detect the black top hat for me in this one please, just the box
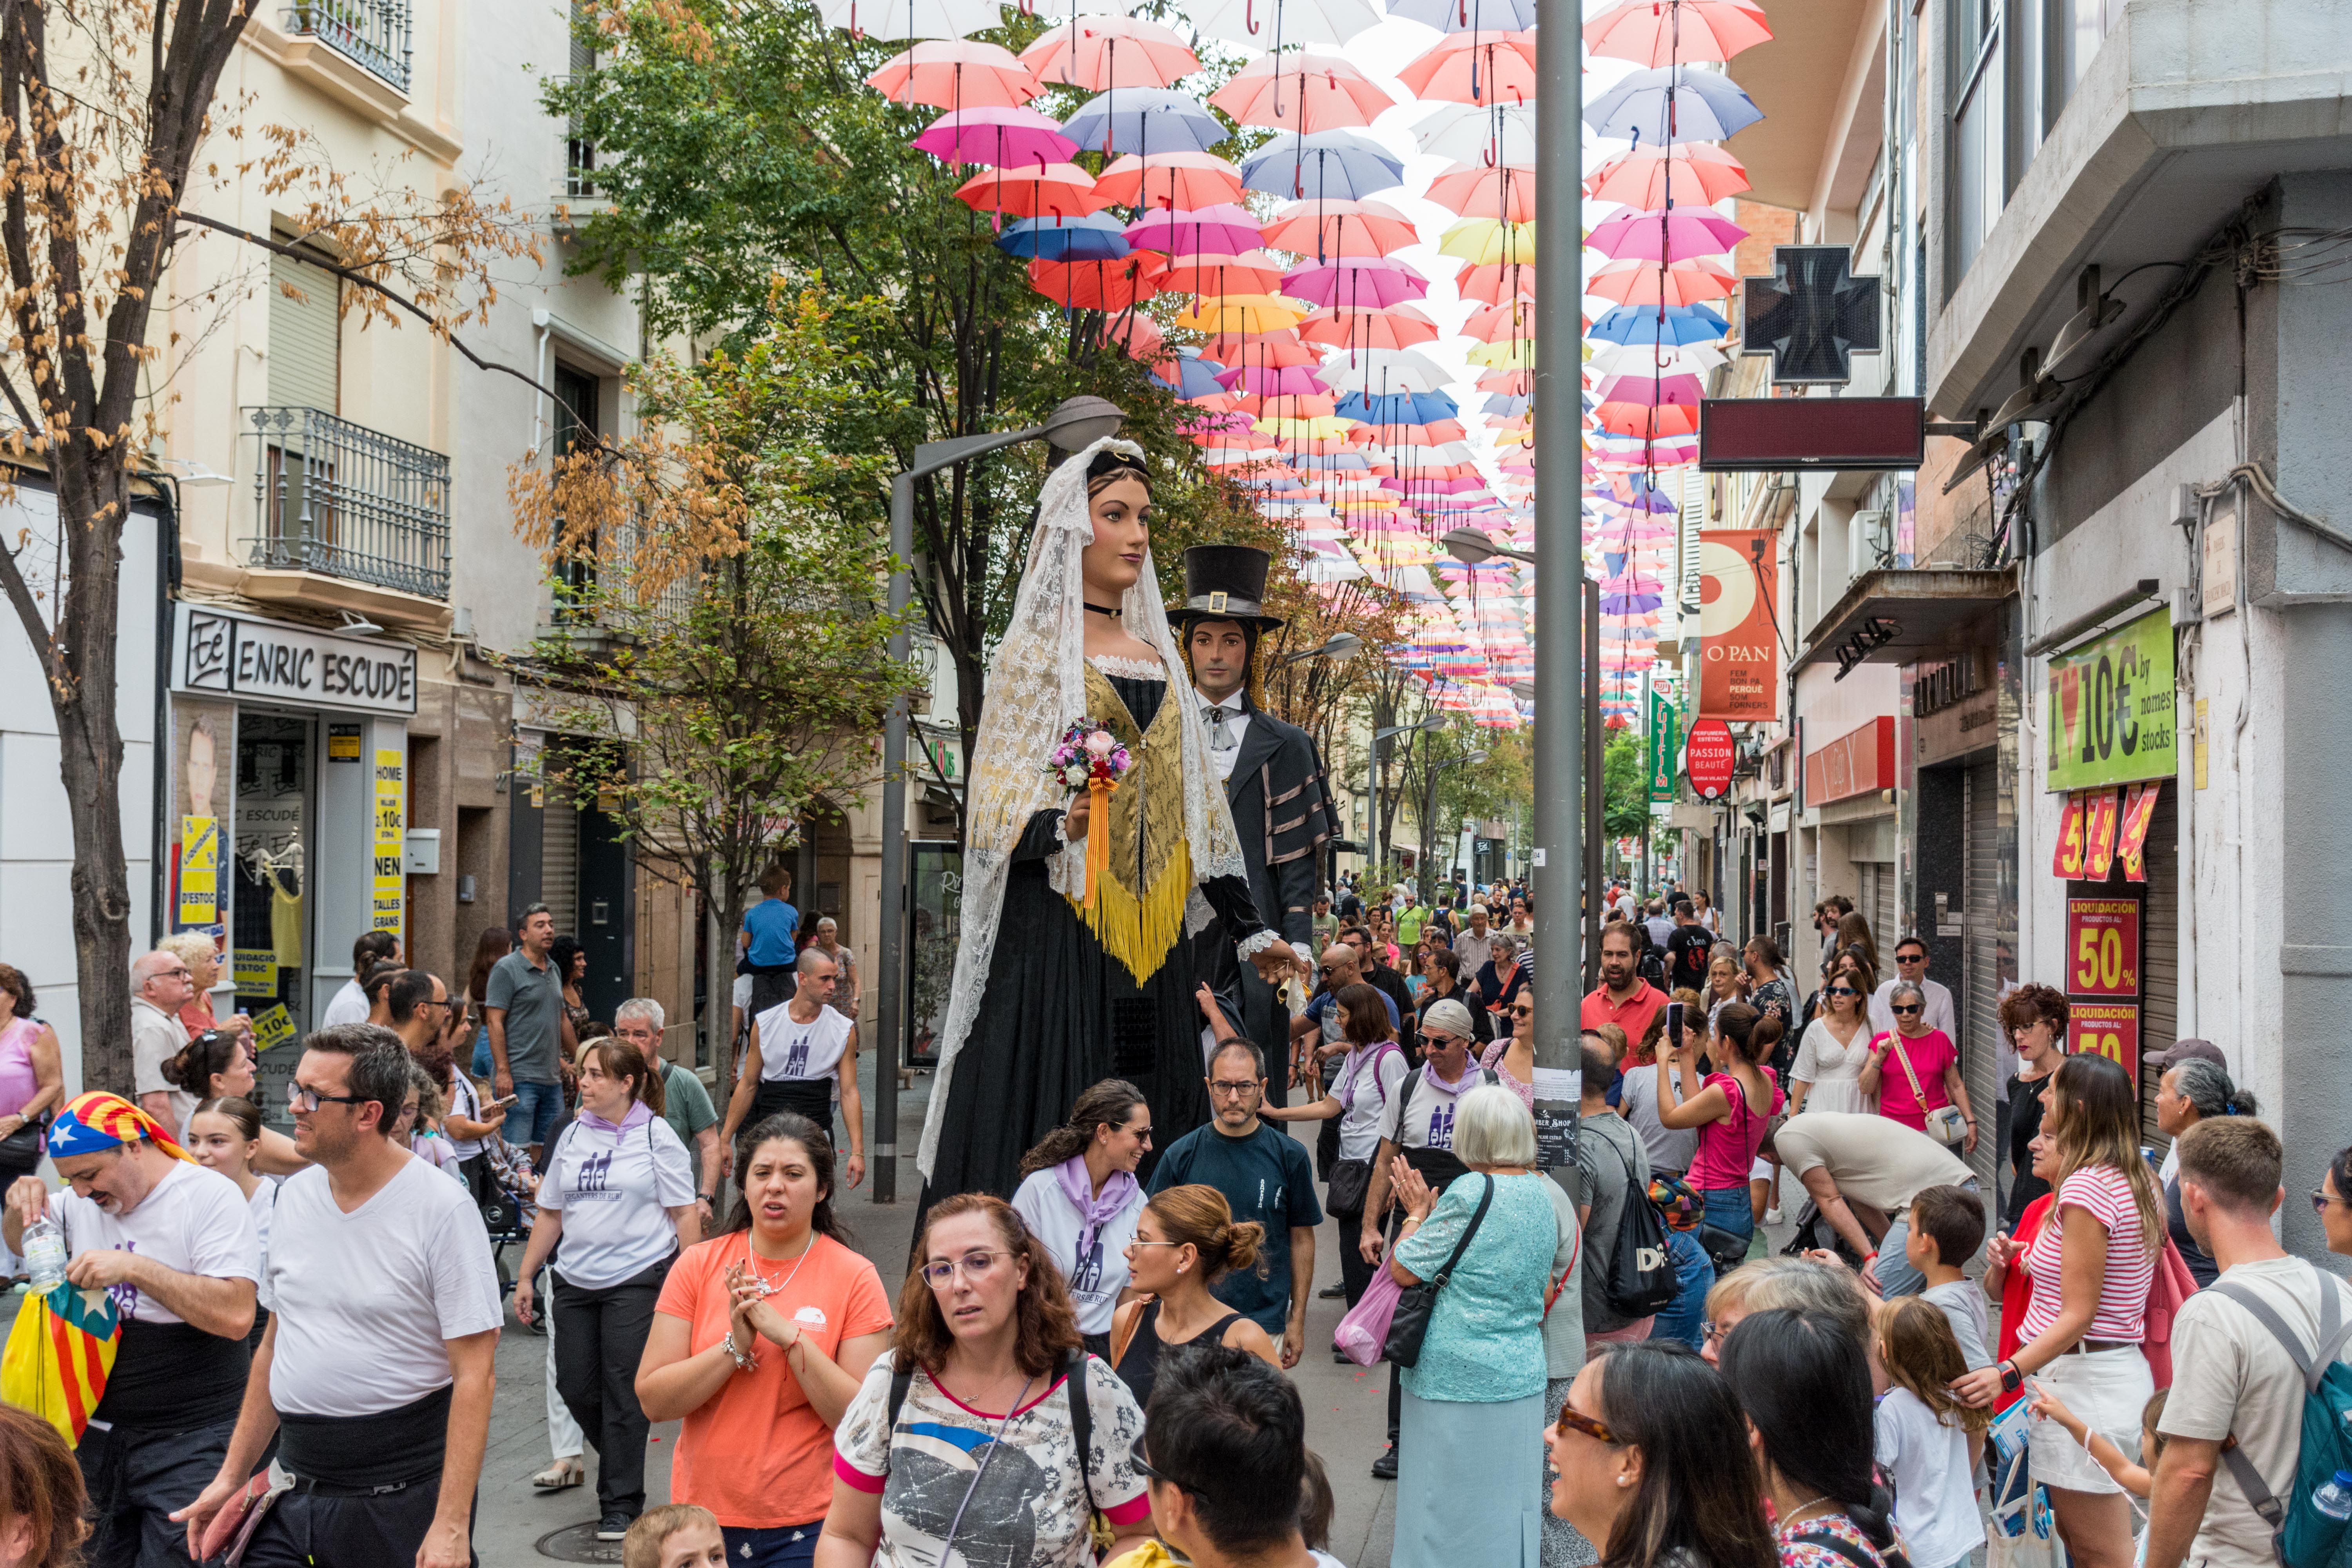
[1168,545,1285,632]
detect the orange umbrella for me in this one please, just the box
[1020,16,1200,89]
[953,162,1111,218]
[1160,250,1290,296]
[1423,162,1537,220]
[1583,0,1773,67]
[1029,254,1169,309]
[1461,300,1536,341]
[1199,329,1318,367]
[1298,303,1441,349]
[1394,31,1540,105]
[1454,261,1537,304]
[867,40,1040,108]
[1208,49,1393,131]
[1586,257,1736,306]
[1259,198,1419,257]
[1594,400,1702,439]
[1093,151,1245,210]
[1584,144,1750,207]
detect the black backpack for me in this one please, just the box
[1595,1131,1676,1318]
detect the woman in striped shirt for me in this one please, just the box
[1954,1054,2159,1568]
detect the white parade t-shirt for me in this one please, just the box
[755,1002,853,1083]
[540,1112,697,1289]
[1333,1043,1409,1162]
[54,1158,260,1327]
[1377,1064,1492,1153]
[1010,1170,1145,1336]
[263,1155,503,1418]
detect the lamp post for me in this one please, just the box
[1443,526,1537,567]
[1277,631,1363,667]
[872,396,1125,1204]
[1369,713,1443,887]
[1421,746,1488,904]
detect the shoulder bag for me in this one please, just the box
[1382,1174,1494,1369]
[1886,1032,1967,1149]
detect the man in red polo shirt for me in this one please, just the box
[1581,922,1670,1045]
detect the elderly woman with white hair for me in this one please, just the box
[1385,1083,1562,1568]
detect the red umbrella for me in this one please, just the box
[1584,143,1750,207]
[867,40,1039,108]
[1583,0,1773,67]
[1394,31,1540,105]
[1028,255,1169,309]
[1160,249,1290,296]
[1461,300,1535,341]
[954,162,1111,218]
[1454,261,1537,304]
[1207,49,1393,131]
[1298,303,1441,348]
[1199,329,1317,367]
[1019,16,1200,89]
[1594,400,1702,438]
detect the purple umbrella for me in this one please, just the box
[1124,204,1266,255]
[1585,208,1749,263]
[1592,372,1705,407]
[1280,256,1430,309]
[1216,362,1330,396]
[914,106,1080,168]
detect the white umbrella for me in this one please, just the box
[1179,0,1383,50]
[1411,102,1538,165]
[1583,340,1731,377]
[1320,348,1453,391]
[821,0,1005,38]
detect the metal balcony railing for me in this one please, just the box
[247,407,451,600]
[282,0,413,93]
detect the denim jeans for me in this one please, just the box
[1650,1227,1715,1349]
[511,1079,563,1149]
[1700,1185,1754,1257]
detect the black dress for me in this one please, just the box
[2004,1071,2053,1230]
[922,673,1269,1207]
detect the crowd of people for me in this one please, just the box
[0,870,2339,1568]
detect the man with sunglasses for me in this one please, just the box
[1867,937,1955,1039]
[174,1027,501,1568]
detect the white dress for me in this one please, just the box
[1791,1016,1878,1115]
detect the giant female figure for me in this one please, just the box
[917,441,1285,1205]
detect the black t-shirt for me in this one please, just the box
[1666,924,1716,989]
[2004,1072,2053,1230]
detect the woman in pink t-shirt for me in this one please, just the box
[1857,982,1977,1153]
[1657,1003,1784,1257]
[1952,1055,2159,1568]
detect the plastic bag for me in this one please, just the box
[1334,1257,1405,1367]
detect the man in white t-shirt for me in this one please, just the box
[718,947,867,1190]
[2148,1118,2352,1568]
[3,1091,258,1568]
[1867,938,1956,1038]
[130,949,196,1129]
[174,1026,501,1568]
[318,928,402,1031]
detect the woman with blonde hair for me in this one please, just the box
[1953,1053,2160,1568]
[1108,1183,1279,1410]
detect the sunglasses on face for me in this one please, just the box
[1897,953,1926,964]
[1892,1004,1923,1015]
[2314,1191,2350,1216]
[1826,987,1857,998]
[1554,1401,1620,1445]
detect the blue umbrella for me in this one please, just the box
[995,214,1130,260]
[1156,351,1232,399]
[1480,393,1530,418]
[1239,130,1405,200]
[1383,0,1538,30]
[1336,390,1460,425]
[1588,303,1730,347]
[1585,67,1764,146]
[1061,88,1225,156]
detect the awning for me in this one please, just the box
[1795,566,2019,679]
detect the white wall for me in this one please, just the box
[0,489,160,1091]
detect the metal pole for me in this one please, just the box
[873,473,915,1203]
[1532,17,1583,1165]
[1584,576,1604,993]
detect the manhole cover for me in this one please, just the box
[536,1522,623,1563]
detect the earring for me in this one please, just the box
[1616,1476,1630,1488]
[1177,1263,1187,1273]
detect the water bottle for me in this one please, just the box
[19,1214,65,1293]
[2312,1470,2352,1523]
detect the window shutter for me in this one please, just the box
[267,250,341,413]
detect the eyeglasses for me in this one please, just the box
[1826,986,1858,998]
[1891,1004,1923,1016]
[2313,1191,2350,1216]
[1554,1401,1620,1445]
[919,1250,1013,1288]
[1131,1437,1199,1494]
[1700,1319,1730,1349]
[1209,1079,1262,1098]
[286,1081,368,1112]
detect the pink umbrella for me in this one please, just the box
[1588,257,1736,306]
[1394,31,1539,105]
[1593,372,1703,406]
[867,40,1039,108]
[1583,0,1773,67]
[1160,250,1290,296]
[953,162,1112,218]
[913,107,1077,167]
[1019,15,1201,89]
[1208,49,1393,131]
[1282,257,1430,308]
[1461,299,1535,341]
[1424,162,1537,220]
[1218,362,1332,397]
[1298,304,1441,348]
[1584,144,1751,207]
[1586,207,1749,262]
[1125,204,1266,254]
[1093,151,1245,210]
[1259,198,1419,257]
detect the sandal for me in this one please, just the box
[532,1459,584,1491]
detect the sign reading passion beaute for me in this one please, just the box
[2045,607,2174,793]
[176,606,418,715]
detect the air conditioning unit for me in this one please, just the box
[1849,510,1892,577]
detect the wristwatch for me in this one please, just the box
[1998,1359,2024,1394]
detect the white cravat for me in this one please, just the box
[1195,688,1250,782]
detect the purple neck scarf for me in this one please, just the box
[579,1100,654,1135]
[1056,1154,1137,1260]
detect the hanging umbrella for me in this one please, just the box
[1424,161,1537,220]
[953,162,1111,218]
[1061,87,1227,154]
[1208,49,1393,132]
[1395,31,1540,105]
[1583,0,1774,67]
[1585,339,1728,377]
[1093,151,1245,210]
[1454,261,1537,303]
[1584,65,1765,145]
[1298,303,1441,349]
[1180,0,1382,48]
[912,106,1077,168]
[1019,16,1201,90]
[1593,372,1704,406]
[1588,302,1729,344]
[1585,206,1748,262]
[1587,256,1737,306]
[1160,249,1290,296]
[1384,0,1538,31]
[995,213,1131,260]
[1594,401,1702,439]
[1260,198,1420,258]
[1199,328,1318,366]
[821,0,1002,39]
[867,40,1038,108]
[1437,216,1535,265]
[1461,299,1536,340]
[1322,350,1452,392]
[1176,296,1307,334]
[1281,257,1430,309]
[1238,130,1405,200]
[1584,143,1751,207]
[1029,253,1169,309]
[1124,204,1267,254]
[1218,362,1332,397]
[1411,101,1539,165]
[1463,338,1534,368]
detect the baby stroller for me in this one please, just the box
[477,1132,539,1311]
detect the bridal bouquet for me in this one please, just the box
[1045,720,1132,793]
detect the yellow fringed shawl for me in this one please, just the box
[1074,662,1196,985]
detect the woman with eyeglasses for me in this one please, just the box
[1011,1080,1153,1357]
[1469,933,1530,1038]
[1858,983,1975,1152]
[1789,960,1877,1119]
[639,1112,891,1567]
[1107,1183,1279,1411]
[2315,1145,2352,1258]
[1546,1342,1776,1568]
[820,1194,1154,1568]
[1720,1307,1909,1568]
[1998,985,2068,1230]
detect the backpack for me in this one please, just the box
[2210,1272,2352,1568]
[1593,1130,1675,1319]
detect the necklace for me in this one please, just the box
[742,1230,817,1299]
[1084,601,1123,617]
[1774,1493,1835,1533]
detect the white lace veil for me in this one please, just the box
[916,436,1247,1181]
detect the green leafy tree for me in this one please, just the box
[1603,730,1651,841]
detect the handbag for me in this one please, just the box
[0,1112,43,1167]
[1326,1159,1372,1216]
[1334,1256,1405,1367]
[1884,1031,1967,1149]
[1382,1174,1494,1369]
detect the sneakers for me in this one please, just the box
[1372,1445,1398,1480]
[1318,1283,1346,1299]
[1764,1207,1785,1225]
[596,1513,633,1542]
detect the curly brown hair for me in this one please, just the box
[892,1194,1080,1380]
[1998,982,2070,1036]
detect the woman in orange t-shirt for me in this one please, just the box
[639,1111,894,1566]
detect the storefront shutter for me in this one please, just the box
[1962,759,2000,1184]
[267,250,340,413]
[541,787,579,940]
[2140,788,2180,1152]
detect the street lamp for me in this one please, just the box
[871,396,1125,1203]
[1277,631,1362,667]
[1443,526,1537,566]
[1366,714,1443,880]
